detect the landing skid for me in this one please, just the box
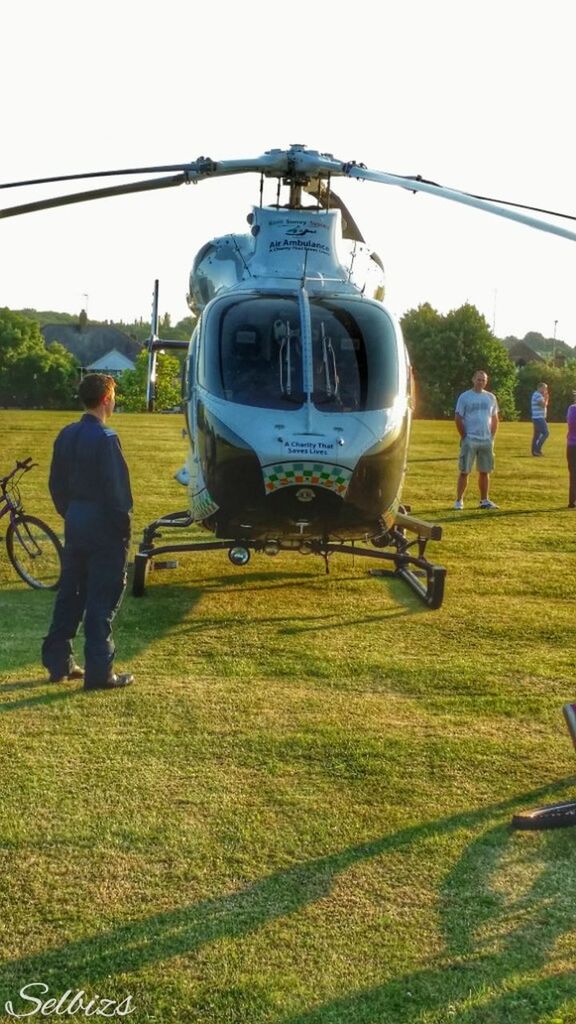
[132,509,446,608]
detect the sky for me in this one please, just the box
[2,0,576,345]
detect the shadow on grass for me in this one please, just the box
[408,456,456,464]
[436,505,567,525]
[1,777,575,1020]
[0,683,83,714]
[282,808,576,1024]
[1,563,430,674]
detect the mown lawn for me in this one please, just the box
[1,410,576,1024]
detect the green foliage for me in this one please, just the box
[0,308,79,408]
[116,349,182,412]
[112,314,195,344]
[16,308,197,343]
[16,308,80,326]
[515,361,576,422]
[402,302,518,419]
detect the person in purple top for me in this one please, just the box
[567,394,576,508]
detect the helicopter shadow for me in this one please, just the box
[1,565,423,682]
[0,776,574,1013]
[193,569,358,594]
[162,566,429,640]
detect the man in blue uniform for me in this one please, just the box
[41,373,134,690]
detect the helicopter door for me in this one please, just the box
[184,323,200,440]
[179,323,200,489]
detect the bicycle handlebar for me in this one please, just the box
[1,457,37,488]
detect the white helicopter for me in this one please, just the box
[3,145,576,606]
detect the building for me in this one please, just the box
[85,348,136,377]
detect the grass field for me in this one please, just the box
[1,410,576,1024]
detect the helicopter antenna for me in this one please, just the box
[146,279,160,412]
[347,241,358,283]
[275,177,281,209]
[230,235,253,278]
[259,173,264,208]
[301,247,310,287]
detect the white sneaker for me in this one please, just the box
[479,499,499,509]
[454,499,464,510]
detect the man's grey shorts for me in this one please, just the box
[459,438,495,473]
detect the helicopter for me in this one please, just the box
[3,145,576,607]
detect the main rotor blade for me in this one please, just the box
[0,164,197,190]
[341,163,576,244]
[0,152,290,192]
[0,173,187,219]
[0,152,291,219]
[2,144,576,246]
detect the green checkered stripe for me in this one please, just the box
[263,462,352,496]
[190,488,219,521]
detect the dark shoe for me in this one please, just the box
[49,665,84,683]
[84,673,134,691]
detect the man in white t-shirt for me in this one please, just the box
[453,370,499,510]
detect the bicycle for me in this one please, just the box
[0,457,63,590]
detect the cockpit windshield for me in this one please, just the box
[200,294,400,411]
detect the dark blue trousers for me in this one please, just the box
[532,417,549,455]
[42,502,129,685]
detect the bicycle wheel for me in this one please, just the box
[511,799,576,830]
[6,514,63,590]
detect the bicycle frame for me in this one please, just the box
[0,456,33,523]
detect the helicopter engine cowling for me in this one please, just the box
[187,207,384,315]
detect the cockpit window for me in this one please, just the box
[199,295,400,411]
[310,298,399,411]
[201,296,304,409]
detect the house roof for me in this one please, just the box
[42,323,142,363]
[87,348,136,372]
[507,341,546,365]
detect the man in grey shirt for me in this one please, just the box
[453,369,499,510]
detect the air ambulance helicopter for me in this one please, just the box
[3,144,576,607]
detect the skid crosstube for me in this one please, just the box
[132,508,446,608]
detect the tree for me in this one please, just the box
[515,362,576,421]
[402,302,518,419]
[115,350,182,412]
[0,307,46,373]
[0,309,79,408]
